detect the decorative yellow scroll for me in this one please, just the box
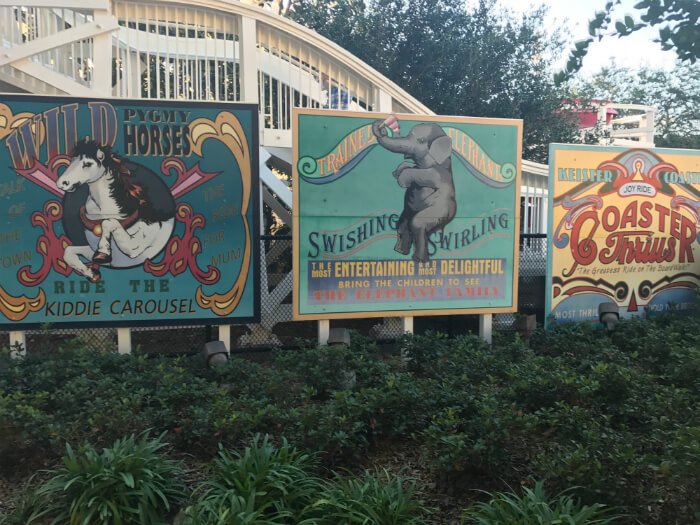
[189,112,252,316]
[0,287,46,322]
[0,103,43,142]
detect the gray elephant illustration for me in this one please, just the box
[372,120,456,262]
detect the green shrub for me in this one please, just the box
[273,343,364,400]
[184,434,322,524]
[529,322,608,357]
[461,481,620,524]
[314,469,429,524]
[2,316,699,525]
[16,432,185,525]
[424,394,527,479]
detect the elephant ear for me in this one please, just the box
[429,136,452,165]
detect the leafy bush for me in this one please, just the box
[16,432,185,525]
[461,481,620,524]
[273,338,384,399]
[184,434,322,524]
[1,316,699,524]
[314,469,429,524]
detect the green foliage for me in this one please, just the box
[17,432,185,525]
[2,315,699,524]
[273,343,362,399]
[184,435,322,524]
[462,481,620,524]
[0,347,245,454]
[292,0,582,163]
[314,470,429,524]
[557,0,699,82]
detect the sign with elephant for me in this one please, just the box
[547,143,700,325]
[293,109,522,319]
[0,95,259,328]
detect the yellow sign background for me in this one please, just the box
[548,144,700,324]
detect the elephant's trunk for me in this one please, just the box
[376,134,413,156]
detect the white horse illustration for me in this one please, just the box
[56,140,176,282]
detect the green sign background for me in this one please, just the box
[294,110,522,319]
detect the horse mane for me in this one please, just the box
[72,139,145,217]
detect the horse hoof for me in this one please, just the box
[92,251,112,264]
[86,265,101,283]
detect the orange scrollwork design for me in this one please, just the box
[0,287,46,322]
[0,103,43,143]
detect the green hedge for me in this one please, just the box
[1,314,698,524]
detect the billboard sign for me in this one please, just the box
[0,95,259,328]
[547,144,699,324]
[293,109,522,319]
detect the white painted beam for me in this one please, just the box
[318,319,330,346]
[239,16,258,104]
[10,59,103,96]
[260,155,292,208]
[0,1,110,8]
[264,146,292,165]
[267,272,292,308]
[0,19,119,67]
[608,128,656,138]
[262,185,292,226]
[91,10,115,95]
[218,325,231,353]
[378,89,392,112]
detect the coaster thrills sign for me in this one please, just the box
[293,110,522,319]
[547,144,700,324]
[0,95,259,328]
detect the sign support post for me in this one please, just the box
[318,319,330,346]
[479,314,492,345]
[9,331,26,358]
[401,316,413,334]
[117,327,131,354]
[218,325,231,353]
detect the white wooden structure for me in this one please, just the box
[596,103,656,148]
[0,0,563,349]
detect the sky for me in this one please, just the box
[497,0,679,76]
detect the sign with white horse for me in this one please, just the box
[0,95,259,328]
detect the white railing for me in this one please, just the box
[580,102,656,147]
[0,0,430,134]
[521,160,548,235]
[0,5,97,94]
[601,103,656,147]
[257,22,376,132]
[113,1,242,101]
